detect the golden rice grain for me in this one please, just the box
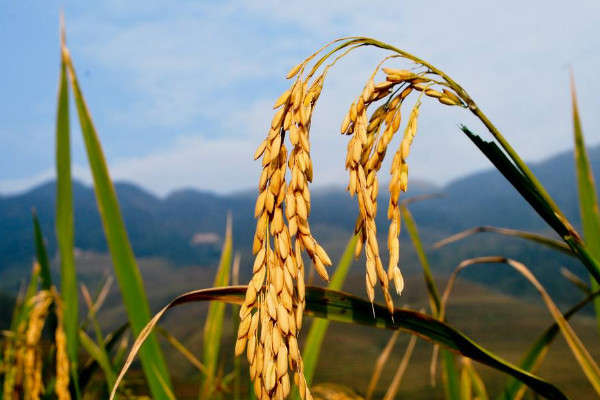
[442,89,462,104]
[274,89,292,109]
[438,96,460,106]
[287,62,303,79]
[424,88,443,99]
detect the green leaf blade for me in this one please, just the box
[302,234,358,387]
[33,210,53,290]
[62,43,173,399]
[111,286,570,400]
[56,43,78,371]
[201,216,233,398]
[571,76,600,334]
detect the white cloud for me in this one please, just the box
[108,135,260,196]
[3,0,600,196]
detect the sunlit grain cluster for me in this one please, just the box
[238,38,464,399]
[2,286,71,400]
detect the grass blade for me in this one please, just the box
[382,334,418,400]
[462,358,488,400]
[78,323,129,391]
[445,256,600,396]
[366,331,400,400]
[9,263,41,332]
[56,25,79,392]
[61,37,172,398]
[401,201,459,399]
[32,210,53,290]
[110,286,569,400]
[435,226,573,256]
[155,326,207,375]
[459,359,472,400]
[302,234,358,387]
[441,350,460,400]
[230,253,242,400]
[462,126,600,285]
[80,284,116,394]
[201,215,233,398]
[571,75,600,334]
[499,288,600,400]
[561,267,592,295]
[78,330,116,396]
[400,203,440,315]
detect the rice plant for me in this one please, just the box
[2,24,600,400]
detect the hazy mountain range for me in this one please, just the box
[1,144,599,306]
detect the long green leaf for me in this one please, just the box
[465,361,489,400]
[459,358,489,400]
[56,28,79,390]
[302,234,358,388]
[32,210,53,290]
[80,284,117,395]
[61,39,172,399]
[462,126,600,286]
[78,330,116,395]
[201,215,233,399]
[230,253,242,400]
[401,201,459,399]
[401,203,440,315]
[10,263,41,332]
[156,326,207,375]
[110,286,569,400]
[499,289,600,400]
[459,359,472,400]
[79,323,129,391]
[571,76,600,335]
[32,211,59,342]
[442,350,461,400]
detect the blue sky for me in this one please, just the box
[1,1,599,196]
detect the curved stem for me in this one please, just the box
[354,37,600,283]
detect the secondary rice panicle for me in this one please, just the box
[238,38,465,399]
[2,287,71,400]
[237,59,331,399]
[53,295,71,400]
[23,291,53,400]
[3,323,26,399]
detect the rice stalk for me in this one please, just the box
[201,214,233,399]
[382,334,417,400]
[60,21,173,399]
[570,73,600,335]
[365,331,399,400]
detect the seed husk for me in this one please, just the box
[274,89,292,109]
[286,62,303,79]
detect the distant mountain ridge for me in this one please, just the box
[1,144,598,305]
